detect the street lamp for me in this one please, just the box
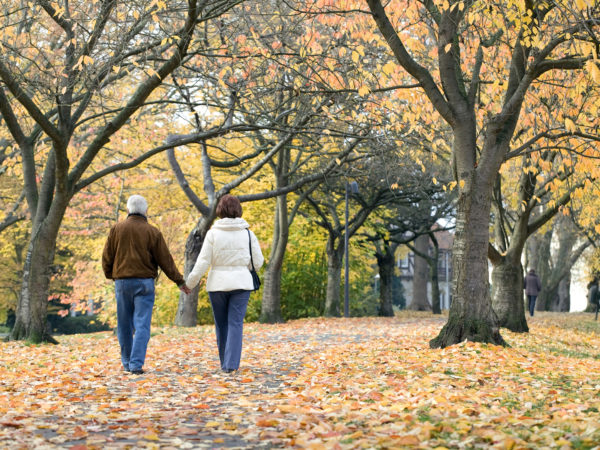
[344,181,359,318]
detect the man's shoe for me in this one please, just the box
[130,369,144,375]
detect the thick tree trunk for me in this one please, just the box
[324,243,344,317]
[491,259,528,332]
[430,178,505,348]
[376,248,395,317]
[10,210,65,343]
[409,234,431,311]
[174,216,212,327]
[260,195,288,323]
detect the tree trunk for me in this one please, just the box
[533,229,552,311]
[430,178,505,348]
[376,245,395,317]
[429,237,441,315]
[174,216,212,327]
[324,242,344,317]
[534,215,579,312]
[409,234,431,311]
[491,259,529,332]
[10,210,65,343]
[260,194,288,323]
[556,274,570,312]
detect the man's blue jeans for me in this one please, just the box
[527,295,537,317]
[209,290,250,371]
[115,278,155,371]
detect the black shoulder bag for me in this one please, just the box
[247,229,261,291]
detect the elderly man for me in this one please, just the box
[102,195,189,374]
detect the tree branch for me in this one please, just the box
[0,61,63,145]
[365,0,455,126]
[74,125,252,191]
[68,0,201,187]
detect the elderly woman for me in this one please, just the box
[184,195,264,373]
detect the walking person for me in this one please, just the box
[183,195,264,373]
[524,268,542,317]
[102,195,190,374]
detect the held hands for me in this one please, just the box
[179,284,192,295]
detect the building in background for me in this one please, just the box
[397,229,453,310]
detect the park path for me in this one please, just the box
[0,316,445,449]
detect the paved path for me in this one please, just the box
[0,316,446,449]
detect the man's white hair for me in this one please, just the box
[127,195,148,215]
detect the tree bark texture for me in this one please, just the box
[409,234,431,311]
[531,230,552,311]
[324,243,344,317]
[174,216,212,327]
[430,177,506,348]
[534,215,582,312]
[491,260,529,332]
[429,237,441,315]
[375,245,395,317]
[556,274,570,312]
[260,194,288,323]
[10,205,66,343]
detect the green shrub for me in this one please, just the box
[280,248,327,320]
[348,263,379,317]
[197,290,215,325]
[48,315,111,335]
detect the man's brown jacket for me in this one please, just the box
[102,214,184,285]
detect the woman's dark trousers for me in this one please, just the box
[209,290,250,371]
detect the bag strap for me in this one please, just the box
[247,229,256,271]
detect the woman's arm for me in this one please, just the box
[249,230,264,270]
[185,232,213,288]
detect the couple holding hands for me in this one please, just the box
[102,194,264,375]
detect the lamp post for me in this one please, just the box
[344,181,359,318]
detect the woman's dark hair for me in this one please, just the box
[216,194,243,219]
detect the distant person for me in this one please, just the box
[102,195,190,374]
[524,268,542,317]
[182,195,264,373]
[587,276,600,312]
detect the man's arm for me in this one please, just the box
[101,228,115,279]
[153,231,185,286]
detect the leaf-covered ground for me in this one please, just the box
[2,312,600,449]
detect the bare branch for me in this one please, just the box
[365,0,455,126]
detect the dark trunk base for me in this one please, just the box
[379,307,394,317]
[429,315,507,349]
[499,311,529,333]
[259,311,284,324]
[9,320,59,344]
[408,304,432,312]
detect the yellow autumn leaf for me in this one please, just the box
[382,61,396,76]
[588,62,600,82]
[358,85,370,97]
